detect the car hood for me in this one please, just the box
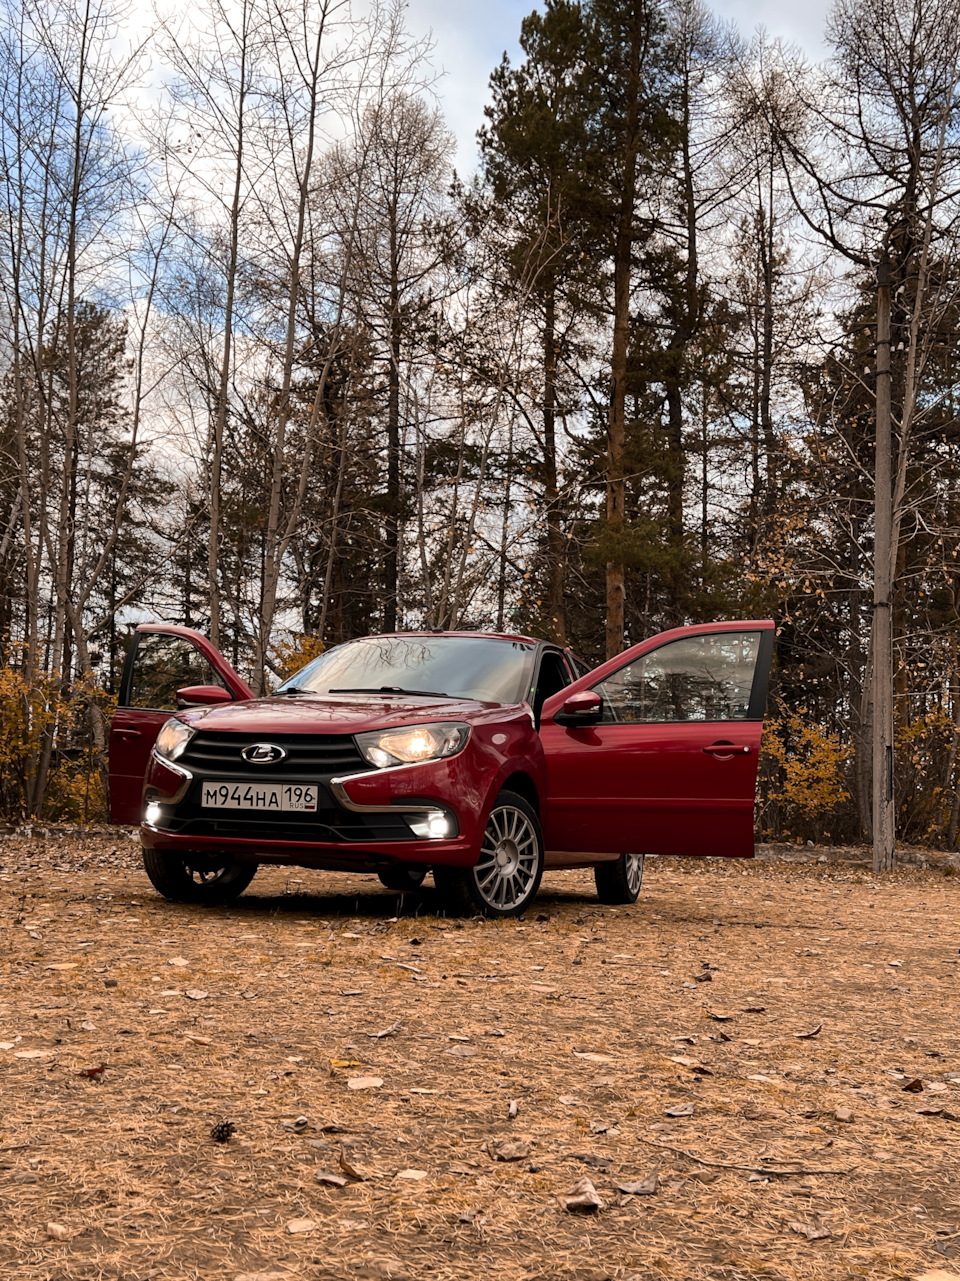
[180,692,496,735]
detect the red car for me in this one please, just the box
[108,620,774,917]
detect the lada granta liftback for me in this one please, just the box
[108,621,774,917]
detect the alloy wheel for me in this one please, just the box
[473,804,540,911]
[624,852,644,896]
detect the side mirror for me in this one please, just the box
[552,688,603,726]
[177,684,232,708]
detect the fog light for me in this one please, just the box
[407,809,451,839]
[145,801,162,826]
[428,813,449,838]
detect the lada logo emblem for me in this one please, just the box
[241,742,287,764]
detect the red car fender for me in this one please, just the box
[337,704,545,862]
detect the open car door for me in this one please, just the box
[109,624,253,825]
[539,621,775,859]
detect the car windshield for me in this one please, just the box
[278,636,536,705]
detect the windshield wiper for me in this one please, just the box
[276,686,306,695]
[328,685,452,698]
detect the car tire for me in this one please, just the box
[142,848,258,904]
[434,790,544,918]
[594,852,645,904]
[378,867,427,892]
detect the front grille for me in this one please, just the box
[179,731,370,777]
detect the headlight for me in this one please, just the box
[154,718,195,763]
[354,722,469,769]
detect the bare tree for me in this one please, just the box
[768,0,960,870]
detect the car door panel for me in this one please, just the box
[109,625,251,824]
[539,622,774,859]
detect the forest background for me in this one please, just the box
[1,0,959,855]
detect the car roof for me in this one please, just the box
[369,630,547,646]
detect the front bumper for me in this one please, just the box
[141,749,484,870]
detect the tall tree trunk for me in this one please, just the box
[543,276,566,644]
[872,257,895,872]
[208,1,252,649]
[384,209,401,632]
[605,26,640,660]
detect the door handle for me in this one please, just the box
[116,729,142,740]
[703,742,750,755]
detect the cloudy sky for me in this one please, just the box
[402,0,835,172]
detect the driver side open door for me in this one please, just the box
[538,621,775,859]
[109,625,252,824]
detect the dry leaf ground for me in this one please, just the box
[1,833,959,1281]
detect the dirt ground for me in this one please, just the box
[1,835,959,1281]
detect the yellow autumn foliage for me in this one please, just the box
[761,714,851,824]
[271,632,326,683]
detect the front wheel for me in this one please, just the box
[434,790,544,918]
[594,852,644,904]
[142,848,258,904]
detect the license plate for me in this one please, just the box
[201,782,319,812]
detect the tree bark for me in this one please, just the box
[605,26,641,661]
[872,256,895,873]
[543,276,566,644]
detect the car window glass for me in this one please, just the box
[594,631,761,724]
[128,634,223,711]
[566,653,590,679]
[283,636,536,704]
[532,651,572,719]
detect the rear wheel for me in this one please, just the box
[594,852,644,904]
[142,848,258,904]
[378,867,427,892]
[434,790,543,918]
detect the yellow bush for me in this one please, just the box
[761,714,851,836]
[0,654,114,822]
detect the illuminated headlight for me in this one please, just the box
[145,801,162,826]
[407,810,453,840]
[154,718,195,763]
[355,722,469,769]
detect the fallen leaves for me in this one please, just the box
[347,1076,383,1090]
[902,1077,925,1093]
[664,1101,696,1117]
[558,1177,604,1212]
[572,1051,614,1063]
[395,1168,427,1181]
[615,1171,658,1195]
[316,1170,349,1187]
[184,989,208,1001]
[235,1272,296,1281]
[788,1218,832,1241]
[669,1055,713,1076]
[367,1019,401,1039]
[234,1272,296,1281]
[484,1138,530,1162]
[46,1222,70,1240]
[284,1218,317,1234]
[795,1024,823,1039]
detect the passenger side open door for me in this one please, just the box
[538,621,775,859]
[108,625,252,824]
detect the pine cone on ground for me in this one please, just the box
[209,1119,236,1143]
